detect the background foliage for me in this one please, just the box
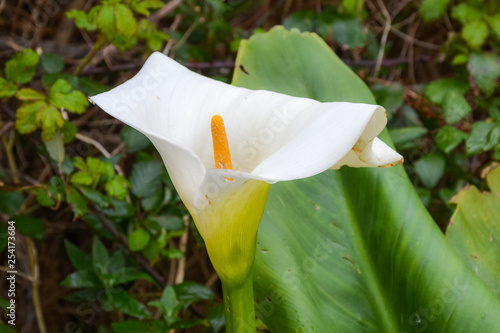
[1,0,500,332]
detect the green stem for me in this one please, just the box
[222,275,256,333]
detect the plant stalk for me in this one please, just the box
[222,274,256,333]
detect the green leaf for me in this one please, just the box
[42,72,79,88]
[448,165,500,299]
[61,270,103,288]
[67,186,88,219]
[128,228,150,251]
[388,126,427,149]
[78,77,109,96]
[0,323,18,333]
[441,89,472,124]
[121,126,152,153]
[174,281,215,309]
[40,53,65,73]
[233,27,500,332]
[106,176,129,200]
[436,126,468,154]
[420,0,450,22]
[70,171,93,186]
[14,214,45,240]
[283,11,316,33]
[0,77,17,98]
[414,152,446,188]
[5,48,39,84]
[35,188,55,207]
[451,3,482,24]
[49,79,89,114]
[0,191,24,215]
[129,160,164,197]
[424,78,469,105]
[45,132,65,164]
[66,8,98,30]
[372,83,404,120]
[466,122,496,155]
[486,14,500,36]
[462,20,488,48]
[64,239,92,271]
[97,5,116,39]
[112,320,151,333]
[15,88,46,101]
[92,237,110,275]
[207,303,225,333]
[62,120,77,143]
[115,4,137,38]
[108,290,150,319]
[15,100,46,134]
[469,53,500,97]
[34,104,64,141]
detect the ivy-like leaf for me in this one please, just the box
[462,20,488,48]
[469,53,500,97]
[15,100,46,134]
[34,104,64,141]
[49,79,89,114]
[115,4,137,38]
[16,88,46,101]
[0,78,18,98]
[97,5,116,39]
[66,186,88,219]
[105,175,129,200]
[5,49,39,84]
[66,7,99,31]
[420,0,450,22]
[40,53,65,73]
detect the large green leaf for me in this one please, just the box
[233,26,500,332]
[447,165,500,299]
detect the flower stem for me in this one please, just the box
[222,274,256,333]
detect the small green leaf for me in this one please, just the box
[174,282,215,310]
[121,126,151,153]
[49,79,89,114]
[66,8,98,30]
[157,215,184,231]
[61,270,102,288]
[34,104,64,141]
[372,84,404,120]
[469,53,500,97]
[115,4,137,38]
[64,239,92,271]
[35,188,56,207]
[42,73,78,88]
[15,100,46,134]
[87,157,105,174]
[130,160,164,197]
[436,126,468,154]
[45,132,65,163]
[486,14,500,36]
[283,10,316,33]
[128,229,150,251]
[466,122,496,155]
[207,304,225,333]
[462,20,488,48]
[15,88,46,101]
[442,90,471,124]
[105,176,129,200]
[420,0,450,22]
[66,186,88,219]
[78,77,108,96]
[424,78,469,104]
[0,77,17,98]
[92,237,110,275]
[0,191,24,215]
[70,171,93,186]
[62,120,77,143]
[414,153,446,188]
[5,48,39,84]
[14,214,45,240]
[108,290,151,319]
[451,3,482,24]
[40,53,65,73]
[388,126,427,149]
[97,5,116,39]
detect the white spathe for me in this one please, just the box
[90,52,403,283]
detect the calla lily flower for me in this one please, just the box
[90,52,402,327]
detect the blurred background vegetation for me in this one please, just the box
[0,0,499,332]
